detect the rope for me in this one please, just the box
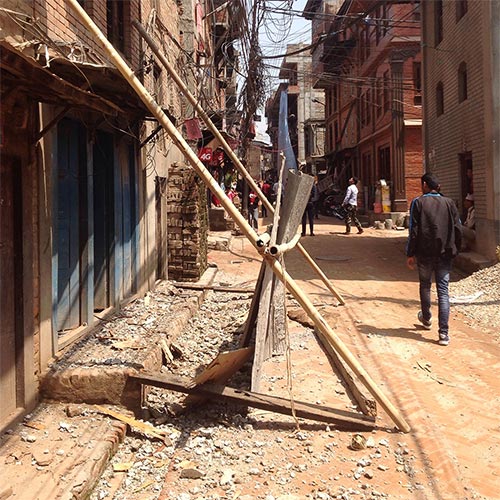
[279,252,300,430]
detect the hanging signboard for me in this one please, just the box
[198,147,212,163]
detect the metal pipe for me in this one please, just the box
[256,232,271,248]
[269,233,301,256]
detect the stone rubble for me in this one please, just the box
[87,270,424,499]
[450,262,500,333]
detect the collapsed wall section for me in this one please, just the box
[167,164,208,281]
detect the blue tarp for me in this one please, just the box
[278,88,297,172]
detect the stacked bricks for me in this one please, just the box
[167,163,208,281]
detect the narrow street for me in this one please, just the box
[2,218,498,500]
[1,1,500,499]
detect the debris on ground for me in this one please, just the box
[88,271,422,500]
[450,262,500,332]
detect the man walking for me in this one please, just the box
[406,173,462,346]
[342,177,363,234]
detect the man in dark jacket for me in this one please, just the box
[406,173,462,346]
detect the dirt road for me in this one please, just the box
[4,216,497,500]
[204,217,499,499]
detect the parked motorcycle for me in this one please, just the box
[322,190,345,219]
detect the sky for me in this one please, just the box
[254,0,312,136]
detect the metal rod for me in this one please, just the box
[256,232,271,248]
[132,20,345,306]
[67,0,410,433]
[269,233,301,256]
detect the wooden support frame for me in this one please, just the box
[130,372,376,430]
[67,0,410,433]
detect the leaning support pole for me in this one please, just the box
[67,0,410,433]
[132,20,345,307]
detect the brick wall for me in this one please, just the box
[33,0,141,69]
[422,0,486,208]
[167,164,208,281]
[404,126,423,203]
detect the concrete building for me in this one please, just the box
[305,0,423,214]
[265,43,326,176]
[0,0,243,431]
[421,0,500,263]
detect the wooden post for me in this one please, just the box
[132,20,345,306]
[67,0,410,433]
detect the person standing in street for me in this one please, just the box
[301,182,317,236]
[312,176,320,219]
[342,177,363,234]
[248,190,259,230]
[261,178,271,218]
[406,173,462,346]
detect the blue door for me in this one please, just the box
[55,119,84,331]
[93,131,115,311]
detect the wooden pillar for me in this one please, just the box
[390,52,407,212]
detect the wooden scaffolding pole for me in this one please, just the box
[66,0,410,433]
[132,20,345,306]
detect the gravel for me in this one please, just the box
[450,262,500,333]
[89,272,423,500]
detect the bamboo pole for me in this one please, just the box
[66,0,410,433]
[132,20,345,306]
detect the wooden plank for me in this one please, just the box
[183,348,254,407]
[240,262,266,347]
[130,372,376,429]
[252,171,315,391]
[192,348,254,386]
[173,283,255,294]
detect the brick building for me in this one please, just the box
[305,0,423,214]
[0,0,243,430]
[421,0,500,262]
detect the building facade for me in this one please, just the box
[421,0,500,262]
[0,0,242,431]
[305,0,423,213]
[265,44,326,176]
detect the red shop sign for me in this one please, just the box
[198,147,212,162]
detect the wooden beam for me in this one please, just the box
[315,330,377,417]
[172,283,254,293]
[130,372,376,429]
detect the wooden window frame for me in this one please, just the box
[436,81,444,116]
[456,0,468,21]
[458,62,468,102]
[435,0,443,46]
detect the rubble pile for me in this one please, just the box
[450,262,500,333]
[89,277,424,500]
[52,282,200,371]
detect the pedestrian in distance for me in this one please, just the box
[342,177,363,234]
[261,178,272,218]
[248,190,259,230]
[301,182,317,236]
[406,173,462,346]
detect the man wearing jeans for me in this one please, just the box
[406,173,462,346]
[342,177,364,234]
